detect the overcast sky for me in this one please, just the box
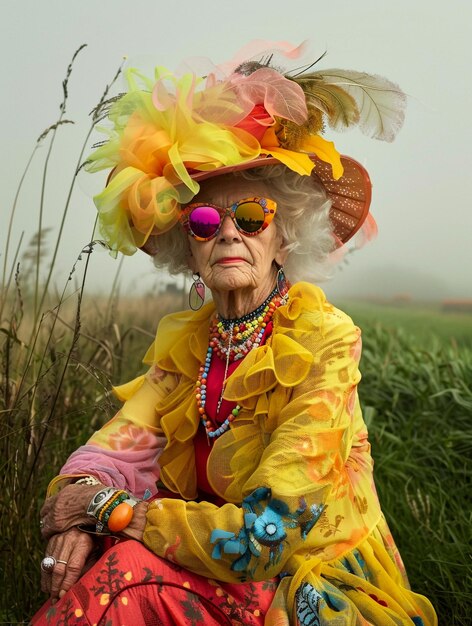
[2,0,471,302]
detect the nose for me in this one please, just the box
[218,214,242,242]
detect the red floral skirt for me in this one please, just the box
[31,540,277,625]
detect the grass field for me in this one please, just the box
[337,298,472,349]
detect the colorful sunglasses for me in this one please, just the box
[180,197,277,241]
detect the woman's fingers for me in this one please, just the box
[54,533,94,599]
[42,528,94,601]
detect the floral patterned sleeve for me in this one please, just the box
[49,365,178,498]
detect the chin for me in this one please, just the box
[211,274,254,292]
[208,268,253,291]
[215,280,254,292]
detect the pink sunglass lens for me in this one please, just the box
[188,206,221,239]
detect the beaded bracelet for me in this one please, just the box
[108,501,136,532]
[100,493,129,524]
[97,490,128,523]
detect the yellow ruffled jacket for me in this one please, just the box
[89,284,380,606]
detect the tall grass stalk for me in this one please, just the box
[33,43,87,323]
[32,45,125,331]
[0,47,134,622]
[4,47,125,493]
[1,146,37,322]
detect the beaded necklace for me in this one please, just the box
[195,287,288,442]
[210,286,282,362]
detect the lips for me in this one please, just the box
[214,257,247,265]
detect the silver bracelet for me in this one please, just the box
[86,487,120,519]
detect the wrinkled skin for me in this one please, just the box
[40,484,147,601]
[40,484,98,540]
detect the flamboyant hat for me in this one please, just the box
[86,41,405,255]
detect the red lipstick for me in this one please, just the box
[215,257,246,264]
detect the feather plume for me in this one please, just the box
[293,70,406,142]
[296,80,360,131]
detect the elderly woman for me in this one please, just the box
[33,43,437,625]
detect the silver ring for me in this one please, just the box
[40,556,56,572]
[40,556,68,573]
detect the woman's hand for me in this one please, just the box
[120,501,149,542]
[41,527,95,602]
[40,483,104,539]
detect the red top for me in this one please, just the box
[193,322,273,505]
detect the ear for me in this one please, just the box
[187,242,198,274]
[274,233,289,266]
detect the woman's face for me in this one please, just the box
[186,176,287,294]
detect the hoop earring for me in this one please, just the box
[276,266,288,297]
[189,273,205,310]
